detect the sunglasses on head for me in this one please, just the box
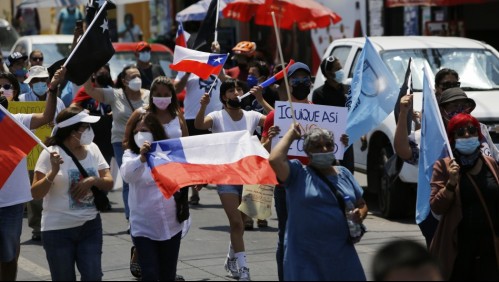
[30,57,43,62]
[440,81,461,90]
[456,125,478,138]
[0,84,12,90]
[290,77,311,87]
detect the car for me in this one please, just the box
[0,18,20,59]
[313,36,499,218]
[10,34,73,67]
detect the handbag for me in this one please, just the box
[59,143,110,212]
[309,166,366,243]
[173,187,190,223]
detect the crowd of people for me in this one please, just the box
[1,8,499,282]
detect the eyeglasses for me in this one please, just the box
[290,77,311,87]
[456,125,478,137]
[439,81,461,90]
[0,84,12,90]
[30,57,43,62]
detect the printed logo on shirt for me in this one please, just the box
[68,168,97,210]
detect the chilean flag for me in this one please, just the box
[146,130,278,199]
[170,45,228,80]
[259,59,295,88]
[175,22,190,48]
[0,106,38,189]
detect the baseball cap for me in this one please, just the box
[24,66,50,83]
[438,87,476,112]
[287,62,311,78]
[5,52,28,67]
[136,41,151,53]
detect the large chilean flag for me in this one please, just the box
[146,130,278,199]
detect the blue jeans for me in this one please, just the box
[0,204,24,262]
[112,142,129,219]
[42,215,103,281]
[132,232,182,281]
[274,185,287,281]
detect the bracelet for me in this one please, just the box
[45,176,54,185]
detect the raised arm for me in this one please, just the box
[194,93,213,130]
[174,72,190,94]
[394,94,413,160]
[30,67,65,129]
[250,85,273,114]
[269,123,302,182]
[83,78,106,103]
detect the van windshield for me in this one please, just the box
[381,49,499,91]
[108,51,176,81]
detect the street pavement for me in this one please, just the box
[16,173,424,281]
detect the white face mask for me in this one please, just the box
[76,127,95,146]
[138,51,151,63]
[127,77,142,91]
[1,89,13,101]
[152,96,172,110]
[134,131,153,148]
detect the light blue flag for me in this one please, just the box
[346,37,399,146]
[415,64,452,224]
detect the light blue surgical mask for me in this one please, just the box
[333,69,345,83]
[247,75,259,88]
[309,151,336,169]
[32,82,48,96]
[138,51,151,63]
[455,136,480,155]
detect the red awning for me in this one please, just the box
[386,0,486,7]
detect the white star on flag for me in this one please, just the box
[152,145,173,162]
[100,19,109,33]
[213,57,223,64]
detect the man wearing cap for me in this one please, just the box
[394,87,499,248]
[5,52,30,96]
[226,41,257,81]
[135,41,165,89]
[0,67,63,281]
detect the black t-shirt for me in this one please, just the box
[312,82,349,107]
[139,64,165,89]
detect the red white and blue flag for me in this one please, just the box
[146,130,278,199]
[169,45,228,80]
[175,22,190,48]
[0,106,38,188]
[259,59,295,88]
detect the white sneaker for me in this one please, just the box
[238,267,250,281]
[224,257,239,279]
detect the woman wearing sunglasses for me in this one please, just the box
[429,113,499,281]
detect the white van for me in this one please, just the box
[312,36,499,218]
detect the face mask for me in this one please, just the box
[138,52,151,63]
[95,74,112,87]
[134,132,153,148]
[0,96,8,109]
[226,98,242,108]
[333,69,345,83]
[14,69,27,78]
[125,19,131,27]
[76,127,95,146]
[455,136,480,155]
[127,77,142,91]
[152,96,172,110]
[309,151,336,169]
[247,75,259,88]
[291,84,310,100]
[1,89,13,101]
[32,82,48,96]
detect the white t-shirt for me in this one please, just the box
[0,114,33,208]
[164,116,182,139]
[207,110,263,134]
[175,73,223,120]
[35,143,109,231]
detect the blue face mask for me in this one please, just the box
[309,151,336,169]
[455,136,480,155]
[333,69,345,83]
[138,51,151,63]
[14,69,27,78]
[32,82,48,96]
[247,75,259,88]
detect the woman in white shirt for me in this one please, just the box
[121,112,184,281]
[31,107,114,281]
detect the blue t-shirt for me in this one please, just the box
[58,8,83,35]
[282,160,366,281]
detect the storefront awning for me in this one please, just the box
[386,0,487,7]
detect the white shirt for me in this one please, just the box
[35,143,109,231]
[164,116,182,139]
[0,114,33,208]
[175,73,223,120]
[207,110,263,134]
[121,150,183,240]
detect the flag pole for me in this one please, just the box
[207,52,230,97]
[271,11,296,124]
[63,1,108,68]
[214,0,220,43]
[0,105,51,153]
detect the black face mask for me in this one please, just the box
[292,84,310,100]
[0,96,8,109]
[226,98,242,108]
[95,74,113,87]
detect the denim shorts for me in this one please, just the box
[217,185,243,196]
[0,203,24,262]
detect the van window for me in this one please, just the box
[349,49,362,79]
[328,46,351,68]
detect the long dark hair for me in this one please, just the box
[115,65,139,90]
[0,72,21,101]
[147,76,179,117]
[45,107,85,146]
[126,112,167,155]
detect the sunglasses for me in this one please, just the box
[456,125,478,137]
[30,57,44,62]
[0,84,12,90]
[290,77,311,87]
[439,81,461,90]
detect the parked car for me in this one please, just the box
[10,34,73,67]
[1,18,20,59]
[313,36,499,218]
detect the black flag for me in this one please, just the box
[190,0,218,52]
[50,1,115,85]
[393,58,413,135]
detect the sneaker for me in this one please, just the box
[224,257,240,279]
[257,219,268,228]
[238,267,250,281]
[244,219,254,231]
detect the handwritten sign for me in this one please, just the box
[273,101,348,159]
[8,101,52,170]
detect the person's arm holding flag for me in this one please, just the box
[30,67,65,129]
[194,93,214,130]
[394,93,414,161]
